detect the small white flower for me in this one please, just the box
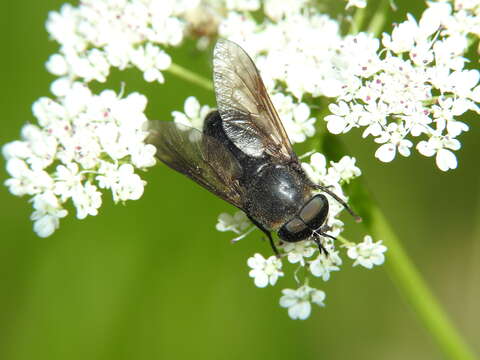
[72,181,102,220]
[279,285,326,320]
[4,158,53,196]
[46,54,68,76]
[347,235,387,269]
[216,211,250,234]
[324,101,352,135]
[172,96,211,141]
[30,192,68,237]
[329,156,361,183]
[309,250,342,281]
[282,241,316,266]
[382,15,418,54]
[131,44,172,83]
[302,153,327,184]
[247,253,284,288]
[374,123,413,163]
[416,135,461,171]
[53,162,82,201]
[112,164,146,202]
[288,102,316,143]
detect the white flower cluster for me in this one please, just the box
[6,0,474,319]
[3,83,156,237]
[216,153,387,320]
[45,0,190,87]
[215,1,480,171]
[44,0,289,88]
[325,2,480,171]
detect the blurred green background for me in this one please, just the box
[1,1,479,359]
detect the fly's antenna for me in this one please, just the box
[314,184,362,222]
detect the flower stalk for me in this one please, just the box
[167,63,214,91]
[366,201,476,360]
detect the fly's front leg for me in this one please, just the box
[247,215,280,257]
[312,233,329,256]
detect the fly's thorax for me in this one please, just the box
[245,163,312,230]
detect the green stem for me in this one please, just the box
[336,235,354,247]
[166,63,213,91]
[367,0,389,36]
[349,6,367,34]
[366,203,476,360]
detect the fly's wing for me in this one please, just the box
[147,121,245,209]
[213,39,296,161]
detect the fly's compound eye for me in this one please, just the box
[278,217,312,242]
[299,194,329,230]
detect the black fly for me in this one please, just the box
[148,39,360,256]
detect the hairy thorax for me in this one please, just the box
[245,164,311,230]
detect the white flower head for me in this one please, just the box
[3,83,155,236]
[248,253,284,288]
[347,235,387,269]
[279,285,326,320]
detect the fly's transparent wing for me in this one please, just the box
[213,39,296,161]
[147,121,245,209]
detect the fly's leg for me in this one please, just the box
[313,225,336,256]
[312,233,329,256]
[247,215,280,257]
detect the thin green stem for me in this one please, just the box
[365,203,476,360]
[336,235,354,247]
[166,63,213,91]
[367,0,389,36]
[349,6,367,34]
